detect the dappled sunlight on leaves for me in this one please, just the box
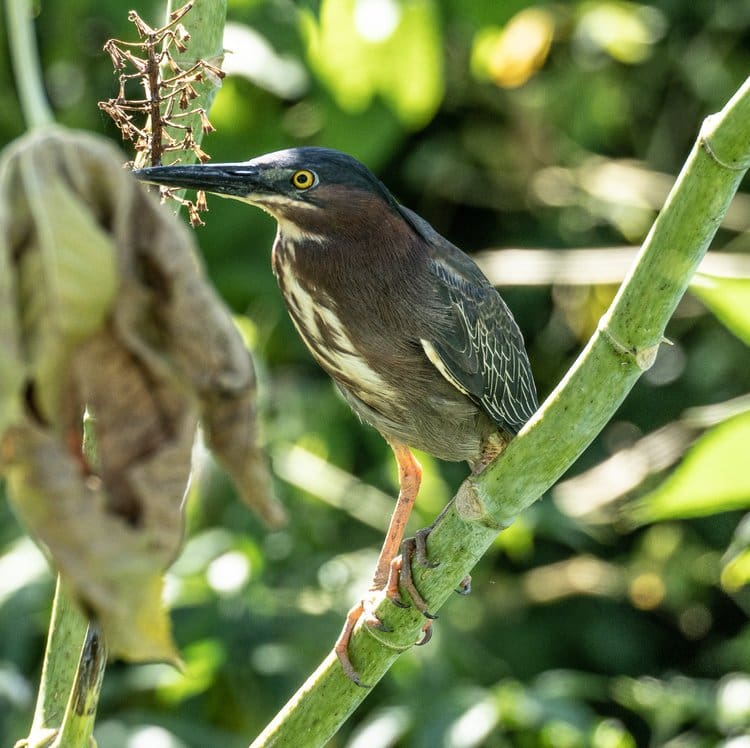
[574,2,667,65]
[471,8,555,90]
[692,273,750,346]
[301,0,443,128]
[630,412,750,524]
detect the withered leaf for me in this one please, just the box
[0,127,284,662]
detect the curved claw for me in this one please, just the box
[416,621,433,646]
[455,575,472,596]
[368,617,392,633]
[414,528,440,569]
[350,672,370,689]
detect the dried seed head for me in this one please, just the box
[180,130,195,150]
[178,88,191,110]
[169,1,193,23]
[202,64,226,88]
[175,25,191,51]
[165,54,180,73]
[198,109,215,134]
[128,11,155,39]
[192,143,210,163]
[104,40,127,70]
[187,201,205,227]
[121,122,136,141]
[99,0,222,223]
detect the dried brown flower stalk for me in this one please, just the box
[98,1,225,225]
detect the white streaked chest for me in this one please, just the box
[272,242,392,398]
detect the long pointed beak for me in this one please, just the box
[133,163,264,199]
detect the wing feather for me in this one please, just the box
[399,205,538,435]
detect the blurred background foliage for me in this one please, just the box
[2,0,750,746]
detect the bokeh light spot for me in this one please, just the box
[206,551,250,595]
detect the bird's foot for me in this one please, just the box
[385,529,472,612]
[335,543,441,688]
[334,534,472,686]
[414,523,471,597]
[385,537,438,618]
[412,521,471,597]
[335,587,418,688]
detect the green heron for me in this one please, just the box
[135,147,537,686]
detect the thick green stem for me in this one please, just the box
[249,74,750,747]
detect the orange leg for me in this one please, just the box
[371,443,422,590]
[335,442,422,686]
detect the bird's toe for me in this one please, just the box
[362,597,392,632]
[392,538,438,619]
[334,601,370,687]
[416,620,434,646]
[414,526,440,569]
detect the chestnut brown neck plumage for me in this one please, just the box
[276,188,428,301]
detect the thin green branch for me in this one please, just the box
[53,623,107,748]
[5,0,54,128]
[249,73,750,747]
[18,578,88,748]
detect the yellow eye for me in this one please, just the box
[291,169,316,190]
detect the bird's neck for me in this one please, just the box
[272,204,425,294]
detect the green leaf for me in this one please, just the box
[690,272,750,346]
[722,547,750,592]
[630,411,750,524]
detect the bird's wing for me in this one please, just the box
[398,205,538,435]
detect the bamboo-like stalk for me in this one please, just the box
[249,74,750,748]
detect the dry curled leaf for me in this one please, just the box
[0,128,284,662]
